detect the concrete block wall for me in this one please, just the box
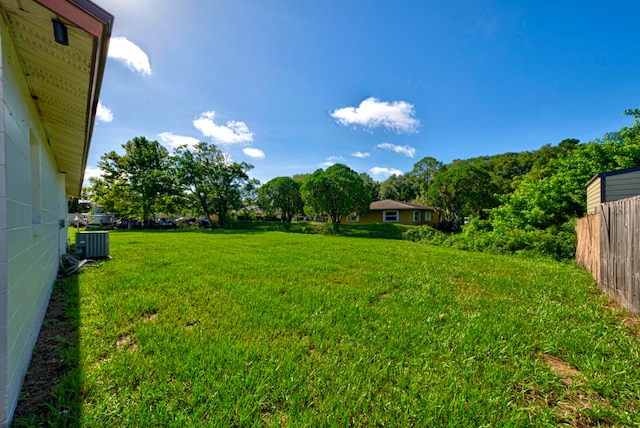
[0,23,66,427]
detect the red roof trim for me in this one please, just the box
[34,0,108,36]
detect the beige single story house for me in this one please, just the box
[585,165,640,214]
[343,199,438,226]
[0,1,112,425]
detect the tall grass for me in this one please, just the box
[19,230,640,426]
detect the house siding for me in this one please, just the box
[0,24,67,427]
[352,209,437,226]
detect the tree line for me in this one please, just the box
[89,138,256,228]
[87,108,640,241]
[86,137,372,231]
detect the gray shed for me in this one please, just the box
[585,165,640,214]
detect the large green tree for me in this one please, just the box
[257,176,304,222]
[90,136,178,222]
[427,165,499,223]
[172,142,253,228]
[300,163,372,231]
[410,156,444,201]
[378,173,418,201]
[359,172,381,201]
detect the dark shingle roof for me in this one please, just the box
[370,200,434,210]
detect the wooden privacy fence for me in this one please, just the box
[576,196,640,316]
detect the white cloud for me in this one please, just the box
[351,151,370,158]
[331,97,420,133]
[376,143,416,158]
[96,102,113,122]
[108,36,152,75]
[320,155,344,168]
[370,167,403,178]
[158,132,200,149]
[243,147,265,159]
[193,111,253,144]
[83,166,104,180]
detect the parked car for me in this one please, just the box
[199,218,212,227]
[175,217,198,226]
[116,219,142,229]
[146,218,177,229]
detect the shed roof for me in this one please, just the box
[370,199,435,211]
[0,0,113,196]
[585,165,640,188]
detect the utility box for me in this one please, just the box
[75,231,110,258]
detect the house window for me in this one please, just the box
[424,211,432,222]
[346,215,359,222]
[413,211,420,222]
[30,131,42,224]
[383,210,398,222]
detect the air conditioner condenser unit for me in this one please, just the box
[75,231,110,258]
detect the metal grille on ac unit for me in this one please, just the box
[75,231,110,258]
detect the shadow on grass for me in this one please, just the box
[11,271,83,426]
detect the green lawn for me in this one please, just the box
[25,230,640,426]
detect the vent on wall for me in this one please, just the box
[75,231,109,258]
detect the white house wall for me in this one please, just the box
[0,22,67,427]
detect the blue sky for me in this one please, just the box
[88,0,640,185]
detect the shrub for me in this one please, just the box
[403,224,576,261]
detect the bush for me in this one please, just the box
[463,217,493,233]
[403,224,577,261]
[403,225,444,243]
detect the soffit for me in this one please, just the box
[0,0,111,196]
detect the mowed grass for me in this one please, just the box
[67,230,640,426]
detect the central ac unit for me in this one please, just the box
[75,231,110,258]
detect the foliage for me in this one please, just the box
[427,165,499,222]
[378,172,418,201]
[242,178,261,207]
[404,221,577,261]
[292,173,311,183]
[28,230,640,427]
[300,163,372,231]
[90,137,178,222]
[172,142,253,228]
[490,120,640,232]
[359,172,381,201]
[410,156,445,200]
[257,176,304,222]
[443,139,579,196]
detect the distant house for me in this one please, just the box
[343,200,438,226]
[585,165,640,214]
[0,1,112,426]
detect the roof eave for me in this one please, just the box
[34,0,113,197]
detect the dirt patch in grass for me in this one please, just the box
[142,310,158,323]
[541,353,616,427]
[116,333,138,353]
[12,277,76,424]
[542,353,585,388]
[622,315,640,338]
